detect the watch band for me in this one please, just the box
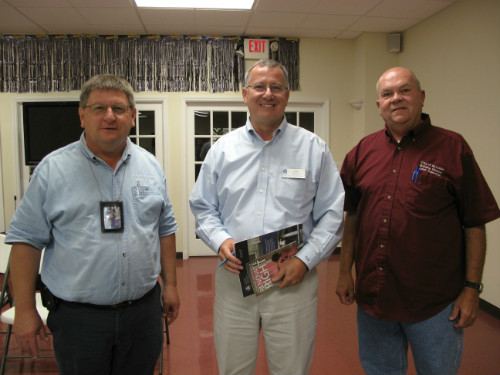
[464,280,483,293]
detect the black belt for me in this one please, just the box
[57,283,158,310]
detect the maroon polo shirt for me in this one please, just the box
[341,114,500,322]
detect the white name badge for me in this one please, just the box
[281,168,306,179]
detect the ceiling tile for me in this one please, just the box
[0,6,34,24]
[368,0,455,19]
[18,7,86,25]
[315,0,381,16]
[77,8,141,25]
[4,0,72,7]
[301,14,359,30]
[248,11,305,28]
[254,0,323,13]
[68,0,132,6]
[349,16,420,33]
[194,10,251,26]
[138,9,195,25]
[296,28,344,38]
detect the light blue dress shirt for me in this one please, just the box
[6,133,178,305]
[190,118,344,270]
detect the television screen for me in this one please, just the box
[22,101,82,166]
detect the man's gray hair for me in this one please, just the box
[244,59,289,89]
[80,74,136,109]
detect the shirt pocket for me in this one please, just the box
[131,176,164,225]
[275,167,316,205]
[404,172,454,217]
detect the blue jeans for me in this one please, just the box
[357,303,463,375]
[47,284,163,375]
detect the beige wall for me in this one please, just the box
[0,0,498,307]
[397,0,500,308]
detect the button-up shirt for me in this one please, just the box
[6,133,178,305]
[341,114,500,321]
[190,117,344,270]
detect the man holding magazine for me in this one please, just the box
[190,59,344,375]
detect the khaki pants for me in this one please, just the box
[214,266,318,375]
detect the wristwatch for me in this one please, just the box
[464,281,483,293]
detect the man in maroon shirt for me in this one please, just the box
[336,67,499,375]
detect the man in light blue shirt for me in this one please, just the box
[190,59,344,375]
[6,74,179,375]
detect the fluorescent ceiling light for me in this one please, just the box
[135,0,254,10]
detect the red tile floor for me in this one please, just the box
[1,255,499,374]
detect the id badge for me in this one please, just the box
[100,201,124,232]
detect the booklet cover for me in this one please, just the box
[246,241,299,296]
[234,223,304,297]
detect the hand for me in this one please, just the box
[336,273,355,305]
[271,257,307,289]
[13,308,48,359]
[219,239,243,274]
[449,287,479,328]
[162,284,180,326]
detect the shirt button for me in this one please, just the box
[378,267,384,271]
[387,195,392,199]
[121,282,126,286]
[257,211,262,215]
[122,252,126,257]
[261,167,266,172]
[397,146,402,151]
[383,219,387,223]
[392,169,397,174]
[259,189,263,193]
[380,244,385,248]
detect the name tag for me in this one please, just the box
[281,168,306,179]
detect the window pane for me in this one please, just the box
[195,111,210,135]
[195,164,202,181]
[285,112,297,125]
[231,111,247,129]
[213,111,229,135]
[138,138,155,155]
[195,138,211,161]
[300,112,315,132]
[138,110,155,135]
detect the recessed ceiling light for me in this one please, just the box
[135,0,254,10]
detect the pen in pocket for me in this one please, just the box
[411,166,420,184]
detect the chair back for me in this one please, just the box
[0,234,11,274]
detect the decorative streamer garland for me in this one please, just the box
[0,35,299,93]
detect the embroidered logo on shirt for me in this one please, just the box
[419,161,444,177]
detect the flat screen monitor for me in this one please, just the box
[22,101,82,166]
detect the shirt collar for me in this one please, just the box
[384,113,432,144]
[79,132,132,167]
[245,116,288,142]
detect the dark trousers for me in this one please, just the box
[47,284,163,375]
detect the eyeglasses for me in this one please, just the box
[247,84,288,94]
[84,103,131,116]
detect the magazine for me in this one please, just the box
[246,241,299,296]
[233,223,304,297]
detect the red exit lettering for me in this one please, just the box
[249,40,266,53]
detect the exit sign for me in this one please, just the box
[244,39,269,59]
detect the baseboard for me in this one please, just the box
[479,298,500,319]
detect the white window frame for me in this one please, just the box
[182,97,330,259]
